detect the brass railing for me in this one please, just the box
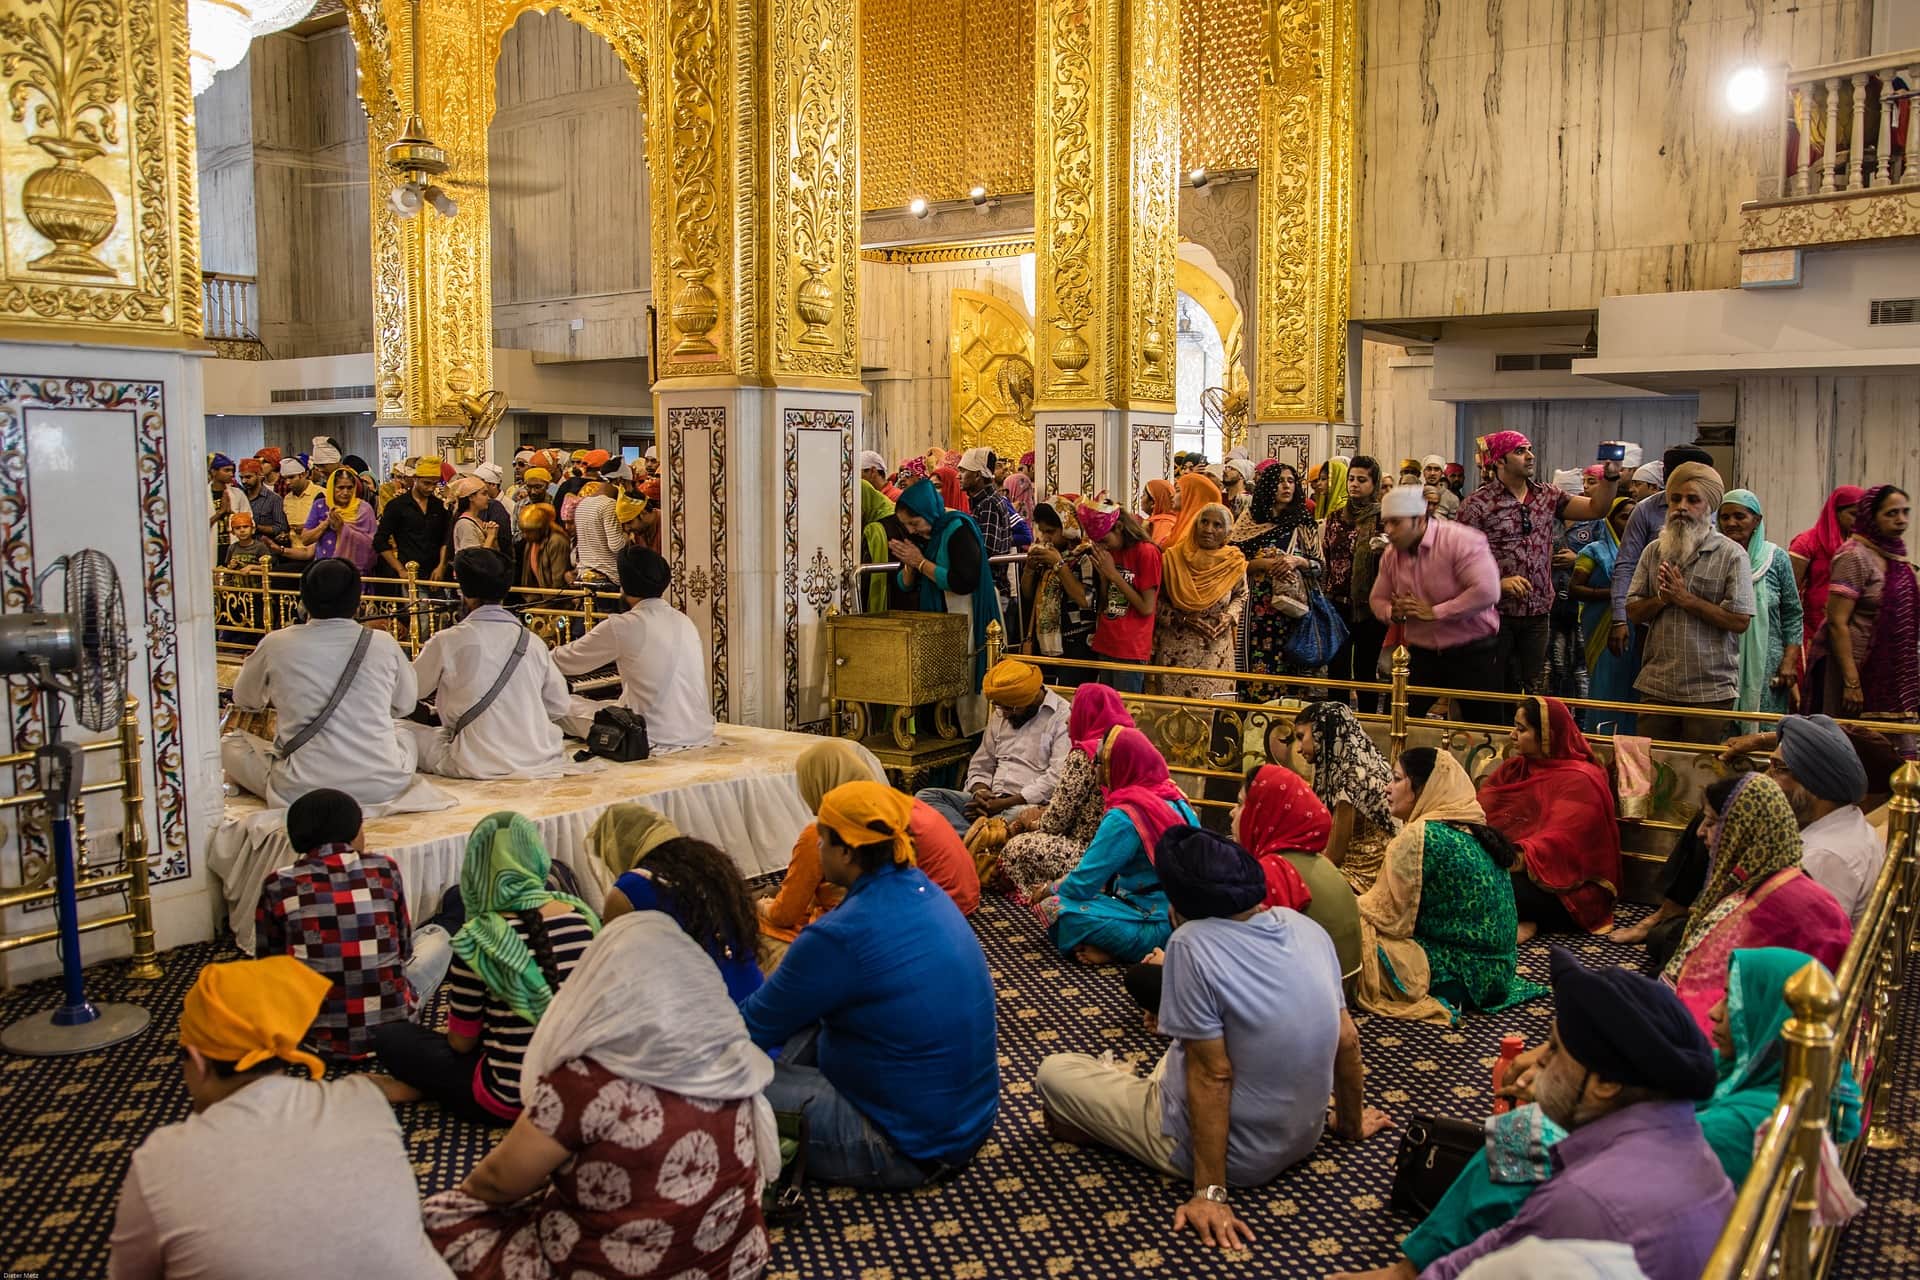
[1701,763,1920,1279]
[0,696,161,977]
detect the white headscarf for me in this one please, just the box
[521,911,781,1186]
[309,435,341,465]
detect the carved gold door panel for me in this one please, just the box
[949,289,1036,458]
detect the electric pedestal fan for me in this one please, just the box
[0,549,150,1055]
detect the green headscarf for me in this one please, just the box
[860,479,896,614]
[1723,488,1782,721]
[588,802,681,878]
[451,811,600,1025]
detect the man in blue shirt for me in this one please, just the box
[1036,827,1390,1248]
[742,781,998,1189]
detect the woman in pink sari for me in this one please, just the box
[294,467,378,572]
[1790,484,1864,707]
[1661,773,1851,1036]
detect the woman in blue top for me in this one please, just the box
[889,476,1003,689]
[601,835,763,1003]
[1038,727,1195,965]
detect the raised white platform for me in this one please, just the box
[206,723,820,953]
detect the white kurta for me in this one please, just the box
[549,597,718,752]
[1800,804,1885,925]
[224,617,419,807]
[406,604,572,779]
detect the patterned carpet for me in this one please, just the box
[2,897,1915,1280]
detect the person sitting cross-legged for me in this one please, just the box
[917,657,1070,840]
[222,557,420,808]
[549,543,718,752]
[404,547,572,779]
[741,781,999,1190]
[1037,826,1391,1250]
[107,957,451,1279]
[1329,946,1734,1280]
[254,788,453,1062]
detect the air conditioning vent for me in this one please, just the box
[1869,298,1919,326]
[1537,353,1575,371]
[1494,354,1538,372]
[268,384,376,403]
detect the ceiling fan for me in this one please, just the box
[1544,322,1600,357]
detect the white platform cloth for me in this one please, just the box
[208,723,820,954]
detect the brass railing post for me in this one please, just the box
[1779,961,1840,1277]
[118,695,161,981]
[1870,762,1920,1149]
[986,619,1005,670]
[255,557,271,633]
[1388,645,1410,761]
[403,560,421,656]
[581,583,598,638]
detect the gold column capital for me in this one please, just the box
[1032,0,1178,414]
[1254,0,1356,425]
[0,0,202,347]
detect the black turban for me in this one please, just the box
[1155,825,1265,922]
[454,547,512,603]
[618,544,672,599]
[286,787,362,853]
[300,557,363,620]
[1777,714,1868,806]
[1549,946,1717,1100]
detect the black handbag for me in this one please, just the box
[1388,1113,1483,1218]
[582,706,651,762]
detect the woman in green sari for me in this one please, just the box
[1376,947,1861,1280]
[859,479,896,614]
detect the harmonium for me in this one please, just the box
[825,612,972,749]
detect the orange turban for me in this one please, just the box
[816,781,917,867]
[178,956,330,1080]
[982,658,1044,707]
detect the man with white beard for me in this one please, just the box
[1625,462,1754,743]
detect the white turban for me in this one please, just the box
[644,446,658,461]
[1227,458,1255,485]
[1633,461,1665,486]
[513,449,535,463]
[959,446,994,473]
[1551,468,1585,492]
[1422,454,1447,469]
[1382,486,1429,518]
[1621,442,1644,469]
[474,462,504,486]
[278,458,306,477]
[859,450,889,474]
[308,436,341,466]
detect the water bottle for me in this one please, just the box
[1491,1034,1526,1114]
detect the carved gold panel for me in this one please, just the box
[948,287,1034,457]
[1254,0,1354,425]
[0,0,201,344]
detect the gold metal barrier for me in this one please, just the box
[1701,761,1920,1279]
[0,696,161,978]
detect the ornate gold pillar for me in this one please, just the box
[652,0,862,729]
[1032,0,1180,506]
[1250,0,1358,470]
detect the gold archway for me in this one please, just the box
[1174,252,1246,394]
[949,288,1037,458]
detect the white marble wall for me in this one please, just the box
[1359,0,1876,322]
[1357,339,1454,468]
[1734,374,1920,542]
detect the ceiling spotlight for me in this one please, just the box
[1189,166,1209,189]
[1725,65,1768,114]
[908,196,930,219]
[426,186,458,218]
[969,185,988,206]
[387,184,423,219]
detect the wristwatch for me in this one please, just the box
[1200,1184,1230,1205]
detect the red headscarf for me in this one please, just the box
[1477,696,1620,931]
[1099,728,1187,862]
[1238,765,1328,911]
[934,464,970,516]
[1790,484,1867,648]
[1067,683,1136,758]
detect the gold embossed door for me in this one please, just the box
[949,288,1037,458]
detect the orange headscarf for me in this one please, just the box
[816,781,918,867]
[1167,473,1223,547]
[1162,501,1247,614]
[1143,478,1178,545]
[178,956,331,1080]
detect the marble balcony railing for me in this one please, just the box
[1741,52,1920,265]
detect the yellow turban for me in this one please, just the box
[982,658,1044,707]
[615,494,648,524]
[519,501,556,531]
[414,455,444,479]
[178,956,330,1080]
[523,466,551,484]
[816,780,917,867]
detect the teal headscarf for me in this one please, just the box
[894,477,1003,681]
[450,811,600,1025]
[1723,488,1783,719]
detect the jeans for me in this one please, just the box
[405,923,454,1008]
[1093,659,1146,694]
[915,787,976,840]
[763,1028,938,1190]
[1494,613,1552,695]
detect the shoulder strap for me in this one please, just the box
[276,627,376,758]
[449,623,533,739]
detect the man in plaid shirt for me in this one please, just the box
[255,789,449,1060]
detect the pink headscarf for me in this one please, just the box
[1099,729,1187,863]
[1067,684,1136,758]
[1077,502,1121,542]
[1004,472,1036,523]
[1484,430,1531,464]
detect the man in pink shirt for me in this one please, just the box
[1369,484,1503,723]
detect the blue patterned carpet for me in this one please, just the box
[1,896,1913,1279]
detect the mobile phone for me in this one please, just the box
[1596,441,1627,463]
